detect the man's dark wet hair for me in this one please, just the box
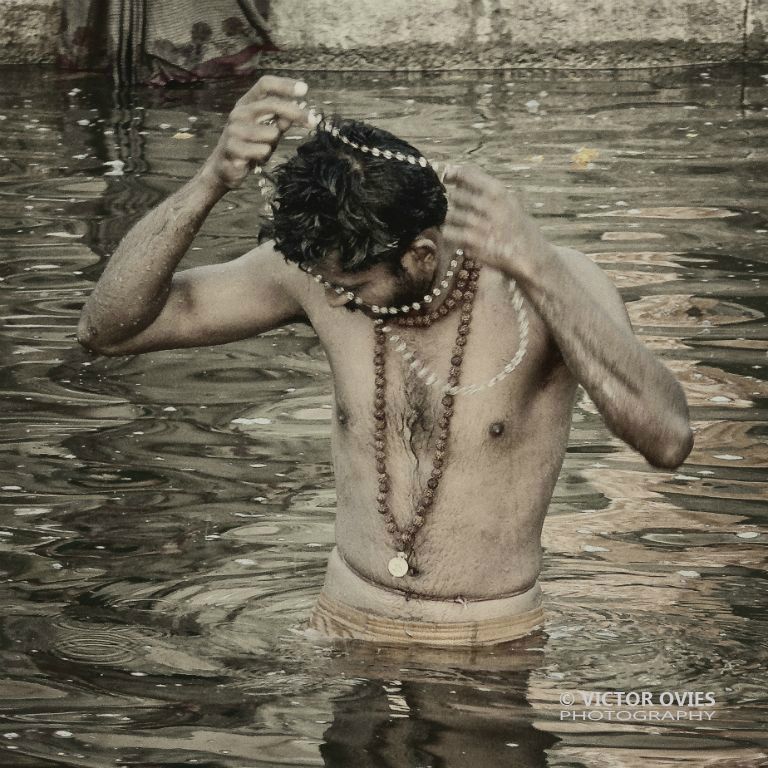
[259,117,448,274]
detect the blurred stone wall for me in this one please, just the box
[0,0,58,64]
[0,0,765,67]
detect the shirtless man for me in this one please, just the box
[77,76,694,646]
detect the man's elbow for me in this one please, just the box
[646,425,695,470]
[76,316,120,357]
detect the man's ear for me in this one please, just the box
[400,236,438,275]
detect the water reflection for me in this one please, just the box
[0,63,767,765]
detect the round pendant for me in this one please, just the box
[387,552,409,578]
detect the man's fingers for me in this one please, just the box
[445,207,483,230]
[443,163,495,194]
[229,122,281,146]
[447,188,484,214]
[441,224,483,251]
[236,98,311,128]
[225,139,273,164]
[239,75,308,105]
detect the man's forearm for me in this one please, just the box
[77,165,227,350]
[442,163,693,468]
[508,237,693,469]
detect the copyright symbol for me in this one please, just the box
[560,692,574,706]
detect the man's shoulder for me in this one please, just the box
[241,239,309,299]
[554,245,633,330]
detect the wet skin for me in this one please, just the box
[295,240,578,598]
[76,216,689,610]
[77,75,693,614]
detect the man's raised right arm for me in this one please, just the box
[77,76,311,357]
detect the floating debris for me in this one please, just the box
[677,570,701,578]
[104,159,125,176]
[602,231,667,241]
[14,507,50,516]
[571,147,599,170]
[582,206,739,219]
[525,99,539,113]
[232,417,272,425]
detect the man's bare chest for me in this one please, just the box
[314,272,565,446]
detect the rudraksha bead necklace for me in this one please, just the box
[375,258,482,579]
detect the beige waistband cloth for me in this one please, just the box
[307,546,546,647]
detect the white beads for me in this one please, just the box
[255,113,450,228]
[380,277,529,397]
[319,119,432,171]
[298,248,462,314]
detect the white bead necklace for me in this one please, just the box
[254,112,530,393]
[317,120,442,174]
[377,276,529,396]
[300,251,466,314]
[254,129,454,316]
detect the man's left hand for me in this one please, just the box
[442,163,551,281]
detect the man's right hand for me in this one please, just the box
[201,75,311,192]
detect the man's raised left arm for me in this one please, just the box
[442,164,694,470]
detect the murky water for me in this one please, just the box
[1,63,767,766]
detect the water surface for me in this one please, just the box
[0,64,767,766]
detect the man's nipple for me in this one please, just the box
[489,421,505,437]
